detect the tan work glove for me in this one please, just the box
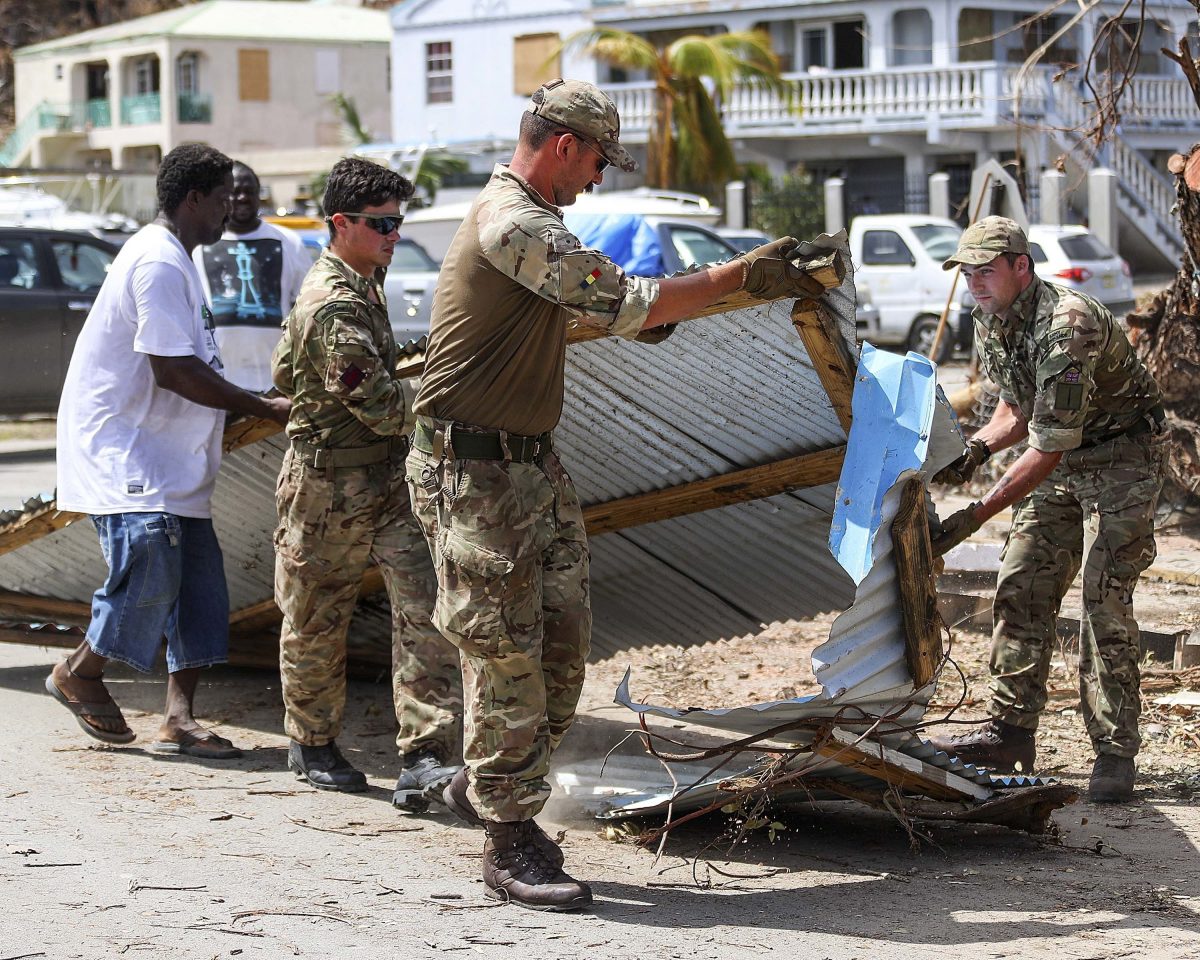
[932,438,992,485]
[739,237,825,300]
[930,503,984,557]
[634,323,677,345]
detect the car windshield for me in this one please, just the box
[388,240,438,273]
[721,234,770,253]
[911,224,962,260]
[667,227,737,268]
[1058,233,1114,261]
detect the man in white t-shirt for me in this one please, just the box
[194,162,310,392]
[48,144,290,757]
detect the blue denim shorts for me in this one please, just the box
[85,513,230,673]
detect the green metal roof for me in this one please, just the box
[16,1,389,57]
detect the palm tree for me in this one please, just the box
[560,28,786,193]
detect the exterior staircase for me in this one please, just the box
[1043,77,1183,267]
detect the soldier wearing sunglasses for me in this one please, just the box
[271,157,463,811]
[406,78,823,911]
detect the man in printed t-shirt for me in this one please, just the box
[48,144,290,757]
[194,161,310,391]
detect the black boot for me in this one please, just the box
[1088,754,1136,803]
[392,749,461,813]
[288,740,367,792]
[483,820,592,912]
[927,719,1036,774]
[443,767,564,868]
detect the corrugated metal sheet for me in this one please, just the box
[0,241,862,662]
[576,346,1007,816]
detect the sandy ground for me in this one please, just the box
[2,553,1199,959]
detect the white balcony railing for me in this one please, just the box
[603,63,1198,138]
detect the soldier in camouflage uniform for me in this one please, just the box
[272,157,463,806]
[928,216,1165,803]
[406,78,825,910]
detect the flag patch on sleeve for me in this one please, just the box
[578,268,602,290]
[339,364,365,389]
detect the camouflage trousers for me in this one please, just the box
[275,446,462,755]
[405,439,590,823]
[989,431,1164,757]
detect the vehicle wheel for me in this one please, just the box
[907,315,953,364]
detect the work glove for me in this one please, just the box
[739,237,825,301]
[634,323,677,345]
[930,503,984,557]
[932,438,992,485]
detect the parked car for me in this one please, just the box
[0,227,118,415]
[848,214,972,362]
[1026,224,1135,317]
[716,227,771,253]
[383,238,440,344]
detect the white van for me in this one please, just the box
[848,214,969,361]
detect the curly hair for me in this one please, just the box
[322,157,414,240]
[157,143,234,215]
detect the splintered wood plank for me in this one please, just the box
[813,727,992,801]
[891,476,945,689]
[0,589,91,627]
[791,298,857,435]
[581,446,846,537]
[0,507,82,558]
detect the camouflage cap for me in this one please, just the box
[529,78,637,173]
[942,215,1030,270]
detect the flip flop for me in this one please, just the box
[44,672,136,745]
[148,730,243,760]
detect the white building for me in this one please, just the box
[390,0,1200,264]
[4,0,392,211]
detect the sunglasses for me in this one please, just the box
[345,212,405,235]
[557,130,610,174]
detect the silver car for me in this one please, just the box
[383,237,440,346]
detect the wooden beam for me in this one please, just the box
[791,298,857,435]
[581,446,845,537]
[813,726,992,802]
[890,477,945,689]
[0,506,82,558]
[0,589,91,627]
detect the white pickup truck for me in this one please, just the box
[848,214,970,362]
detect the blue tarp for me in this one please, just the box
[562,213,664,276]
[828,343,952,585]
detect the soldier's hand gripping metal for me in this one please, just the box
[929,502,984,557]
[932,438,992,485]
[738,237,825,301]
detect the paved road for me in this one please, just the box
[0,443,56,511]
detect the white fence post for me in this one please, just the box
[1040,169,1066,226]
[825,177,845,234]
[1088,168,1118,251]
[725,181,746,229]
[929,172,950,218]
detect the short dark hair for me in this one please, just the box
[157,143,234,215]
[519,109,562,150]
[323,157,414,239]
[232,161,259,189]
[1002,251,1033,271]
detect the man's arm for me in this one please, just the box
[643,260,744,330]
[975,446,1062,524]
[974,398,1030,456]
[149,355,290,426]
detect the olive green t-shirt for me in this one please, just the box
[414,166,659,436]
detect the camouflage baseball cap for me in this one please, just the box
[528,78,637,173]
[941,215,1030,270]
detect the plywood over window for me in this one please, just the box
[238,49,270,102]
[513,33,560,96]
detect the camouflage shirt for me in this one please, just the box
[414,165,660,436]
[974,277,1160,452]
[272,250,413,448]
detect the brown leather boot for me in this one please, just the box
[927,719,1036,774]
[1088,754,1136,803]
[482,820,592,911]
[443,767,565,868]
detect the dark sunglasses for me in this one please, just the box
[345,212,404,235]
[556,130,609,173]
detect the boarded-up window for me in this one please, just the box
[958,9,993,62]
[239,49,270,101]
[513,33,560,96]
[426,41,452,104]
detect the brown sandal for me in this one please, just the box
[44,666,136,745]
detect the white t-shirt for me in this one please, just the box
[57,224,226,519]
[193,220,310,391]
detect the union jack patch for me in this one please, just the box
[578,268,602,290]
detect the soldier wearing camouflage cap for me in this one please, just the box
[272,157,463,810]
[928,215,1165,804]
[406,78,821,910]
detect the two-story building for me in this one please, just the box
[4,0,392,213]
[390,0,1200,263]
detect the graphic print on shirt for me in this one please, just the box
[200,237,285,327]
[201,303,225,376]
